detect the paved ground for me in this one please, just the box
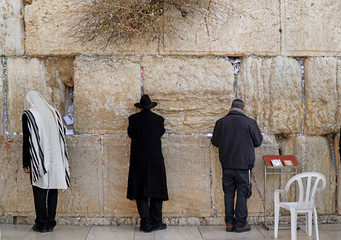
[1,223,341,240]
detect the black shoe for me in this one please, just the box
[47,228,54,232]
[32,224,47,233]
[139,226,152,233]
[152,223,167,231]
[235,224,251,233]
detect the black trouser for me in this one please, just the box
[136,198,163,231]
[222,168,250,228]
[32,186,58,230]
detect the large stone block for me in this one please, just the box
[0,135,34,216]
[304,57,341,135]
[236,56,303,135]
[282,0,341,56]
[57,135,104,217]
[73,56,141,134]
[24,0,157,56]
[143,56,235,134]
[102,135,136,217]
[162,135,212,217]
[211,134,279,217]
[7,57,68,133]
[0,0,24,56]
[279,135,336,214]
[161,0,280,56]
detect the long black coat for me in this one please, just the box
[127,109,168,200]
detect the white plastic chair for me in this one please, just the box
[274,172,326,240]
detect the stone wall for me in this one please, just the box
[0,0,341,225]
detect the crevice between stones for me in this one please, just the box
[139,56,144,96]
[296,57,305,135]
[227,57,241,97]
[208,142,216,218]
[1,56,8,135]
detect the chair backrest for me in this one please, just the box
[283,172,326,209]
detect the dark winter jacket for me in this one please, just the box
[211,109,263,169]
[127,109,168,200]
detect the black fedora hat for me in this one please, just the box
[134,94,157,109]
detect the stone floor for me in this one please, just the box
[1,223,341,240]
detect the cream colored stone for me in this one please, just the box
[279,135,336,214]
[57,135,104,217]
[304,57,340,135]
[282,0,341,56]
[211,134,279,218]
[73,56,141,134]
[102,135,136,217]
[143,56,235,134]
[236,56,303,135]
[0,135,34,216]
[24,0,157,56]
[161,0,280,56]
[7,57,68,133]
[0,0,24,56]
[162,135,212,217]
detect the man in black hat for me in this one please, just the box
[127,94,168,232]
[211,99,262,233]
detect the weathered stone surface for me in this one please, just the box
[282,0,341,56]
[143,56,235,134]
[7,57,68,133]
[304,57,341,135]
[0,61,4,133]
[278,135,336,214]
[334,135,341,215]
[0,135,34,216]
[0,0,24,56]
[57,135,104,217]
[73,56,141,134]
[236,56,303,135]
[102,135,136,217]
[24,0,157,56]
[161,0,280,56]
[211,134,279,217]
[162,135,212,217]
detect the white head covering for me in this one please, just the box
[23,90,70,189]
[25,91,56,137]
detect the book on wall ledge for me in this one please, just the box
[283,160,294,166]
[271,159,283,167]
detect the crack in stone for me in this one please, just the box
[296,57,305,135]
[1,56,8,135]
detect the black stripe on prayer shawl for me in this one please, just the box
[25,110,46,173]
[23,110,47,182]
[55,109,71,187]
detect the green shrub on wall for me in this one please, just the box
[70,0,212,47]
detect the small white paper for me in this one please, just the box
[63,114,74,125]
[64,127,74,135]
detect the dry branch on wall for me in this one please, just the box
[68,0,212,47]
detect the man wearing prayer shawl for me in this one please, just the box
[21,90,70,233]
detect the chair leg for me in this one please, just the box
[274,203,279,238]
[313,207,319,240]
[307,211,312,236]
[290,208,297,240]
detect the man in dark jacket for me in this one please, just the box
[127,94,168,233]
[211,99,262,233]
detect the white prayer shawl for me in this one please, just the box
[22,91,70,189]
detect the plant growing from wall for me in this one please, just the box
[70,0,212,47]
